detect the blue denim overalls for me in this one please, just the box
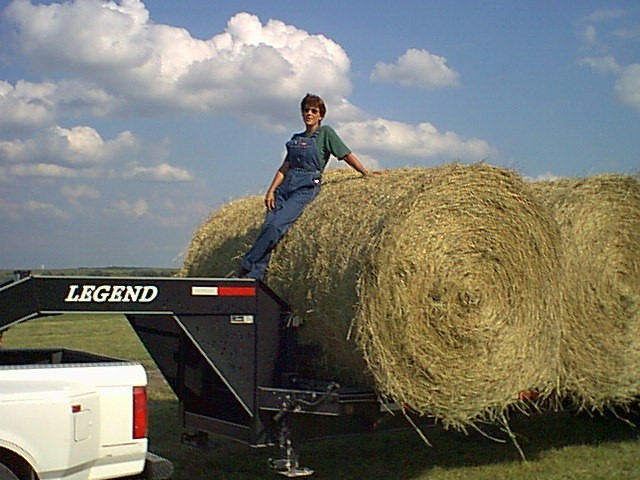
[241,132,323,280]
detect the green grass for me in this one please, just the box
[3,313,640,480]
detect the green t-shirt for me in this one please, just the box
[297,125,351,170]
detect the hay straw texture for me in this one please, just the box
[530,175,640,410]
[180,196,264,278]
[356,165,563,429]
[181,164,564,429]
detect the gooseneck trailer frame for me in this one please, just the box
[0,273,409,477]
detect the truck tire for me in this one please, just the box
[0,463,19,480]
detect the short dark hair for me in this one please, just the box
[301,93,326,118]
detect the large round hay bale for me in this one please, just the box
[530,175,640,410]
[180,196,263,278]
[266,168,432,384]
[181,163,564,429]
[356,164,563,429]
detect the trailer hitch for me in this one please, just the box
[268,382,340,477]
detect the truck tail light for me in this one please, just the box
[133,386,148,439]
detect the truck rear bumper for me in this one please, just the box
[138,453,173,480]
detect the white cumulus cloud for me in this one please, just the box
[0,126,139,170]
[1,1,493,163]
[23,200,71,220]
[0,79,116,133]
[370,48,460,90]
[338,117,494,163]
[111,198,149,218]
[0,80,57,133]
[61,184,101,210]
[580,56,640,112]
[579,55,622,75]
[0,196,72,221]
[3,1,352,126]
[5,0,151,72]
[123,163,194,183]
[0,124,193,182]
[6,163,91,179]
[615,64,640,110]
[578,8,640,112]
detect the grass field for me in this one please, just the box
[3,313,640,480]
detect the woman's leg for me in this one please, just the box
[241,186,318,279]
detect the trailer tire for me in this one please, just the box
[0,463,19,480]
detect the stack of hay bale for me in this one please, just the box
[180,163,640,431]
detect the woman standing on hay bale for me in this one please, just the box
[239,93,375,280]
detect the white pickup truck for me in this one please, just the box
[0,348,172,480]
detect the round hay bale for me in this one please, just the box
[356,164,563,429]
[180,196,263,278]
[530,175,640,410]
[267,167,431,384]
[182,164,564,430]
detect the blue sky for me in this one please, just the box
[0,0,638,269]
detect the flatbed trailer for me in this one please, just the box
[0,273,411,477]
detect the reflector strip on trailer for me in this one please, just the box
[191,286,256,297]
[218,286,256,296]
[191,286,218,296]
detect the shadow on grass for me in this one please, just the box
[147,398,640,480]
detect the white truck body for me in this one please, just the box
[0,350,166,480]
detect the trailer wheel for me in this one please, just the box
[0,463,19,480]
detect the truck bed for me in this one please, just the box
[0,347,132,366]
[0,347,160,480]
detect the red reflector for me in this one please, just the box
[218,286,256,296]
[132,386,148,439]
[71,404,81,413]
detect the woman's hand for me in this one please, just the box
[264,161,288,210]
[265,190,277,210]
[341,152,383,176]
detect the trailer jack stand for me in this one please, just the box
[269,422,313,477]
